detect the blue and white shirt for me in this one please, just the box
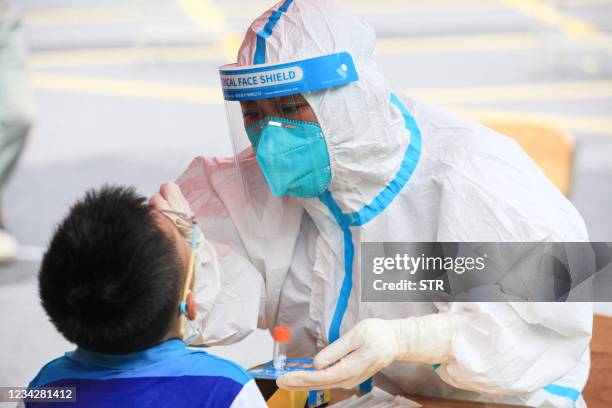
[27,339,267,408]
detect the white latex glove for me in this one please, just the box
[277,314,455,391]
[149,182,203,248]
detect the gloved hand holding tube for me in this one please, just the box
[276,314,455,391]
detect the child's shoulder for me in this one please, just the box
[183,349,253,386]
[28,354,73,388]
[28,347,254,390]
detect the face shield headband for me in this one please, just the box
[219,52,359,102]
[217,52,358,234]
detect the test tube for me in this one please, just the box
[273,326,291,370]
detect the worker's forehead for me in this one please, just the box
[240,94,307,107]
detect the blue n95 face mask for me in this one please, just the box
[246,117,332,198]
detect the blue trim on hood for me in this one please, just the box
[319,190,354,344]
[344,93,422,226]
[544,384,581,402]
[318,94,421,394]
[253,0,294,65]
[319,94,421,345]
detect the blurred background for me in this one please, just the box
[1,0,611,390]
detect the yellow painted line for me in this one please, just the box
[30,73,222,104]
[22,6,142,26]
[176,0,240,60]
[410,81,612,104]
[447,106,612,135]
[497,0,603,39]
[176,0,227,35]
[29,72,612,135]
[29,32,551,69]
[561,0,612,6]
[20,0,612,28]
[220,0,503,17]
[216,2,269,19]
[498,0,612,55]
[30,71,612,107]
[29,45,224,69]
[344,0,502,14]
[205,0,612,19]
[375,32,540,54]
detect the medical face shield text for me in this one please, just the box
[219,52,358,102]
[219,53,358,235]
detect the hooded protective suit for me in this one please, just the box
[176,1,592,406]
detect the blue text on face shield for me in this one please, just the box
[259,70,296,84]
[219,52,358,101]
[221,70,298,88]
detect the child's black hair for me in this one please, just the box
[39,185,182,354]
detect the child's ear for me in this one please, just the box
[186,293,197,321]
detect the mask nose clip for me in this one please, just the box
[251,119,295,134]
[266,119,296,129]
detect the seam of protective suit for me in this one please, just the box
[253,0,294,65]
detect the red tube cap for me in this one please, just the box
[273,326,291,343]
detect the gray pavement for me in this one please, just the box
[1,0,612,389]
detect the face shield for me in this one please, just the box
[218,52,358,233]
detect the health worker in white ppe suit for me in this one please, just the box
[150,0,592,406]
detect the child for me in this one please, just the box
[29,186,266,408]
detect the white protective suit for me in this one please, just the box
[177,0,593,406]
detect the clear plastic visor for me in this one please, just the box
[226,93,322,154]
[219,53,358,237]
[224,93,331,237]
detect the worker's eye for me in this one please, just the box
[281,103,305,116]
[243,111,261,120]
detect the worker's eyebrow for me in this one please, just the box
[278,95,306,104]
[240,101,259,110]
